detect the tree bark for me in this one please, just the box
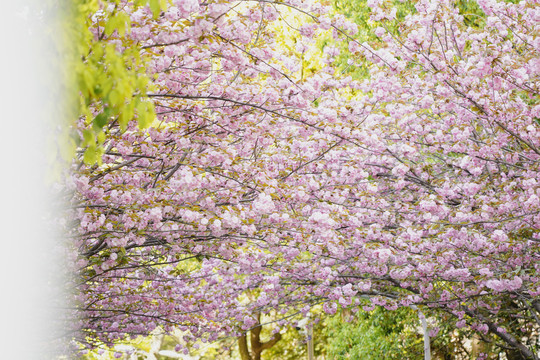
[238,314,282,360]
[247,313,282,360]
[238,333,252,360]
[463,308,538,360]
[506,348,528,360]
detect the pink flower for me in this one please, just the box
[252,193,276,215]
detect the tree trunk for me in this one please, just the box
[506,348,528,360]
[237,313,281,360]
[238,313,282,360]
[238,333,252,360]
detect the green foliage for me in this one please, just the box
[454,0,486,27]
[324,0,490,80]
[64,0,167,165]
[321,0,417,80]
[323,307,424,359]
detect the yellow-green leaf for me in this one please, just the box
[97,131,106,145]
[149,0,161,18]
[119,102,134,130]
[108,89,121,108]
[104,14,119,36]
[160,0,169,11]
[83,129,95,146]
[84,145,98,165]
[137,101,149,128]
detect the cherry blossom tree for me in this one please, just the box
[68,0,540,358]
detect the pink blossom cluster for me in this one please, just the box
[68,0,540,357]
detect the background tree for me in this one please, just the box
[323,307,424,359]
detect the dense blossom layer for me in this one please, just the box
[69,0,540,357]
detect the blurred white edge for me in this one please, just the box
[0,1,69,359]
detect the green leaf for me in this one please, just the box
[136,75,149,90]
[149,0,161,18]
[104,14,119,36]
[137,100,154,128]
[79,67,95,97]
[83,129,95,146]
[97,131,106,145]
[83,145,99,165]
[108,89,121,108]
[93,112,108,129]
[92,43,104,59]
[119,102,134,131]
[115,12,131,36]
